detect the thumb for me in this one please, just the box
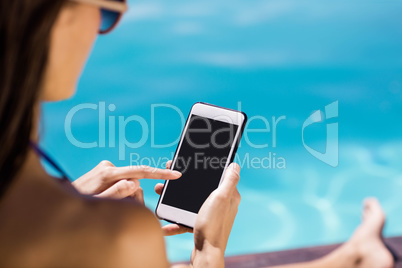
[218,163,240,196]
[96,180,139,199]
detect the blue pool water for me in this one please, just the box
[42,0,402,262]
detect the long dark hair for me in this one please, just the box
[0,0,66,197]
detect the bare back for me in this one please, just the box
[0,152,169,268]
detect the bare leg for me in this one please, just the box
[270,198,394,268]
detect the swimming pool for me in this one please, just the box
[41,0,402,262]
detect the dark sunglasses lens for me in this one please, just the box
[99,0,125,33]
[100,9,120,33]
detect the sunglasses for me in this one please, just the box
[70,0,128,34]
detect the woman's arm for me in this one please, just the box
[171,163,242,268]
[190,163,241,267]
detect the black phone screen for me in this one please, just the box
[161,115,239,214]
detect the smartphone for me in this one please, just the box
[155,102,247,228]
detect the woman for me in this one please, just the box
[0,0,395,267]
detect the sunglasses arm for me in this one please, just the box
[70,0,128,13]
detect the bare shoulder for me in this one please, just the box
[80,196,160,233]
[76,197,170,268]
[0,171,170,267]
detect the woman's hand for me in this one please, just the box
[72,160,182,203]
[191,163,241,268]
[154,160,193,236]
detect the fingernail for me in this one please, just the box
[171,170,182,177]
[230,163,240,173]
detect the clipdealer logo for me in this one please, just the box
[63,101,339,168]
[302,101,339,167]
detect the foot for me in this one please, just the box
[348,198,394,268]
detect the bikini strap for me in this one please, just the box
[29,141,71,182]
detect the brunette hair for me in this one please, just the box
[0,0,66,197]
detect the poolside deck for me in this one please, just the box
[224,236,402,267]
[175,236,402,267]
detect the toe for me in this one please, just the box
[363,198,385,218]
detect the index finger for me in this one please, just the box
[113,165,182,181]
[218,163,240,195]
